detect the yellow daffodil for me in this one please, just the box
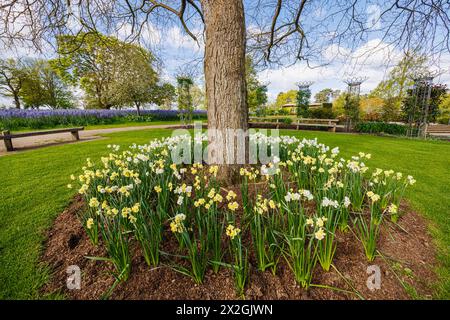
[226,224,241,240]
[226,190,237,201]
[131,203,140,213]
[228,201,239,211]
[89,197,99,208]
[86,218,94,229]
[315,228,326,240]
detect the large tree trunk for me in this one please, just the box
[201,0,248,184]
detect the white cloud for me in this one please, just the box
[165,27,203,51]
[260,39,450,101]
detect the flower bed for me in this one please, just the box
[0,109,207,131]
[67,133,416,298]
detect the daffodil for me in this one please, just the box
[89,197,100,208]
[228,201,239,211]
[315,228,326,240]
[86,218,94,229]
[387,203,398,214]
[131,203,140,213]
[226,224,241,240]
[268,200,276,209]
[226,190,237,201]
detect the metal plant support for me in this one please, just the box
[343,77,367,132]
[296,81,314,116]
[296,81,314,93]
[408,74,434,137]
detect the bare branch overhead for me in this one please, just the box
[0,1,449,68]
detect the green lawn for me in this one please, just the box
[0,129,449,299]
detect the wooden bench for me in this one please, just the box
[249,117,339,132]
[426,124,450,135]
[0,127,84,152]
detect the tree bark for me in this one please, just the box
[201,0,248,184]
[13,93,21,109]
[135,101,141,116]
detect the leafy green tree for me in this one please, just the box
[109,43,158,115]
[380,97,398,121]
[275,90,298,109]
[191,85,206,110]
[246,56,267,113]
[438,94,450,124]
[249,85,268,115]
[0,58,28,109]
[53,32,125,109]
[314,88,334,103]
[16,59,74,109]
[150,82,177,110]
[296,89,311,117]
[177,76,194,124]
[19,63,47,109]
[370,51,428,120]
[331,93,346,116]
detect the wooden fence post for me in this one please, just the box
[2,130,13,151]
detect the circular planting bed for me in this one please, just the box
[41,134,437,299]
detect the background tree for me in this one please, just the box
[314,88,334,103]
[191,85,206,110]
[438,93,450,124]
[177,76,194,125]
[37,60,74,109]
[370,52,428,120]
[0,58,28,109]
[53,33,124,109]
[246,56,268,114]
[151,82,177,110]
[331,93,346,117]
[296,89,311,117]
[380,97,398,122]
[249,85,268,116]
[19,60,47,109]
[359,96,384,121]
[109,44,159,115]
[275,90,298,107]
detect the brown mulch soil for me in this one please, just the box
[41,194,437,300]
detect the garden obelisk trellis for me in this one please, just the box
[343,77,367,132]
[296,81,314,117]
[407,73,435,137]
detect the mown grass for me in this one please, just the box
[0,128,448,299]
[0,129,172,299]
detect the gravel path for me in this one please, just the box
[0,124,184,155]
